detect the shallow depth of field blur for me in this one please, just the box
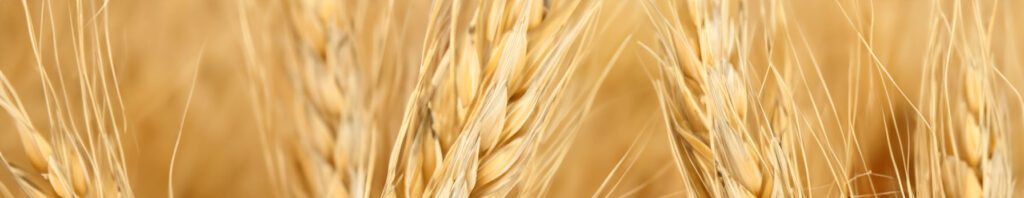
[1,0,1023,197]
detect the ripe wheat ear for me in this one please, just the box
[643,0,807,197]
[381,0,603,197]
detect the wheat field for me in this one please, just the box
[0,0,1022,197]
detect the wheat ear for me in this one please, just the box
[283,0,412,197]
[381,0,600,197]
[938,59,1012,198]
[913,1,1013,196]
[643,0,796,197]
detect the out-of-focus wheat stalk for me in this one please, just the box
[913,0,1013,197]
[280,0,409,197]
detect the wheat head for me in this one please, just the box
[282,0,416,197]
[380,0,602,197]
[643,0,810,197]
[912,1,1013,197]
